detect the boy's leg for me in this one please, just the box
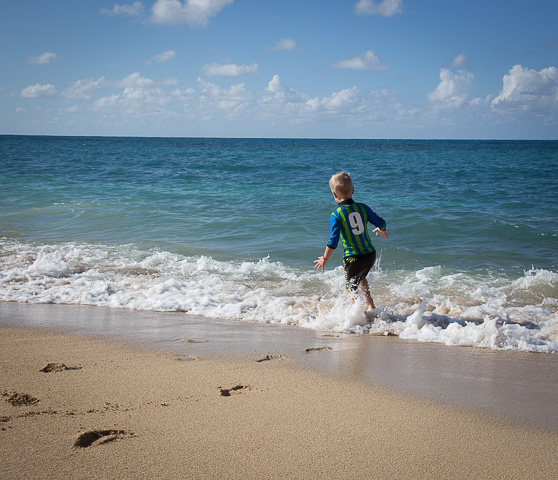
[344,252,377,310]
[358,278,375,310]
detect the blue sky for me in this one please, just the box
[2,0,557,139]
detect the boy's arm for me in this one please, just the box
[314,213,340,272]
[373,227,388,240]
[365,204,388,240]
[314,246,335,272]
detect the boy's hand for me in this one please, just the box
[313,256,327,272]
[373,227,388,240]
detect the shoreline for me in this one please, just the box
[2,323,558,479]
[1,301,558,432]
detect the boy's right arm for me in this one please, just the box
[314,246,335,272]
[314,214,341,272]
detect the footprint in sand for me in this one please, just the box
[40,363,82,373]
[74,429,134,448]
[256,354,287,362]
[176,355,198,362]
[369,330,398,337]
[304,346,332,354]
[1,416,11,430]
[218,385,252,397]
[4,392,40,406]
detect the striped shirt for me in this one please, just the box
[327,199,386,257]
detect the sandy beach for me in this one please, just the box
[2,312,558,479]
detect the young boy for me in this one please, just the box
[314,172,387,311]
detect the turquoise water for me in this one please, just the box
[1,136,557,352]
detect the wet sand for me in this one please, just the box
[2,302,557,431]
[2,303,558,479]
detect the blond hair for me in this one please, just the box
[329,172,353,199]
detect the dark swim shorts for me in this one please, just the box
[343,251,376,292]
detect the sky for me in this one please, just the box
[1,0,557,139]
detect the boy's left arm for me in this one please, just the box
[366,205,388,240]
[373,227,388,240]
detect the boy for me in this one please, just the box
[314,172,387,311]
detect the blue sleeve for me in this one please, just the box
[364,204,386,230]
[326,213,341,249]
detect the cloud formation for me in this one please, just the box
[330,50,388,70]
[21,84,59,98]
[117,72,154,88]
[101,2,144,16]
[20,78,105,99]
[267,38,296,52]
[16,60,558,138]
[200,62,259,77]
[63,78,106,100]
[145,50,176,64]
[354,0,403,17]
[29,52,57,65]
[307,87,360,112]
[449,53,469,69]
[492,65,558,114]
[428,68,474,109]
[197,78,252,113]
[149,0,234,26]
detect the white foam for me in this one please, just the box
[26,249,70,276]
[1,239,557,353]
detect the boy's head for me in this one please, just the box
[329,172,354,201]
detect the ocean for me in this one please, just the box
[1,136,557,353]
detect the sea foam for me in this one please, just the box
[1,239,557,353]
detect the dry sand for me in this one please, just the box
[1,325,558,479]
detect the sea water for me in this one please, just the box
[1,136,557,353]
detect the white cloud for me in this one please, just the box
[21,84,59,98]
[266,75,294,95]
[92,72,171,113]
[162,77,179,85]
[330,50,388,70]
[19,70,417,134]
[94,94,121,109]
[145,50,176,64]
[21,78,105,101]
[197,77,252,111]
[29,52,57,65]
[93,86,171,115]
[267,38,296,52]
[354,0,403,17]
[492,64,558,114]
[117,72,154,88]
[149,0,234,26]
[307,87,360,111]
[170,87,195,99]
[201,62,258,77]
[470,95,492,107]
[449,53,469,68]
[122,87,167,103]
[428,68,474,108]
[101,2,144,16]
[64,105,81,114]
[18,59,557,138]
[263,76,365,119]
[263,75,307,104]
[62,77,106,100]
